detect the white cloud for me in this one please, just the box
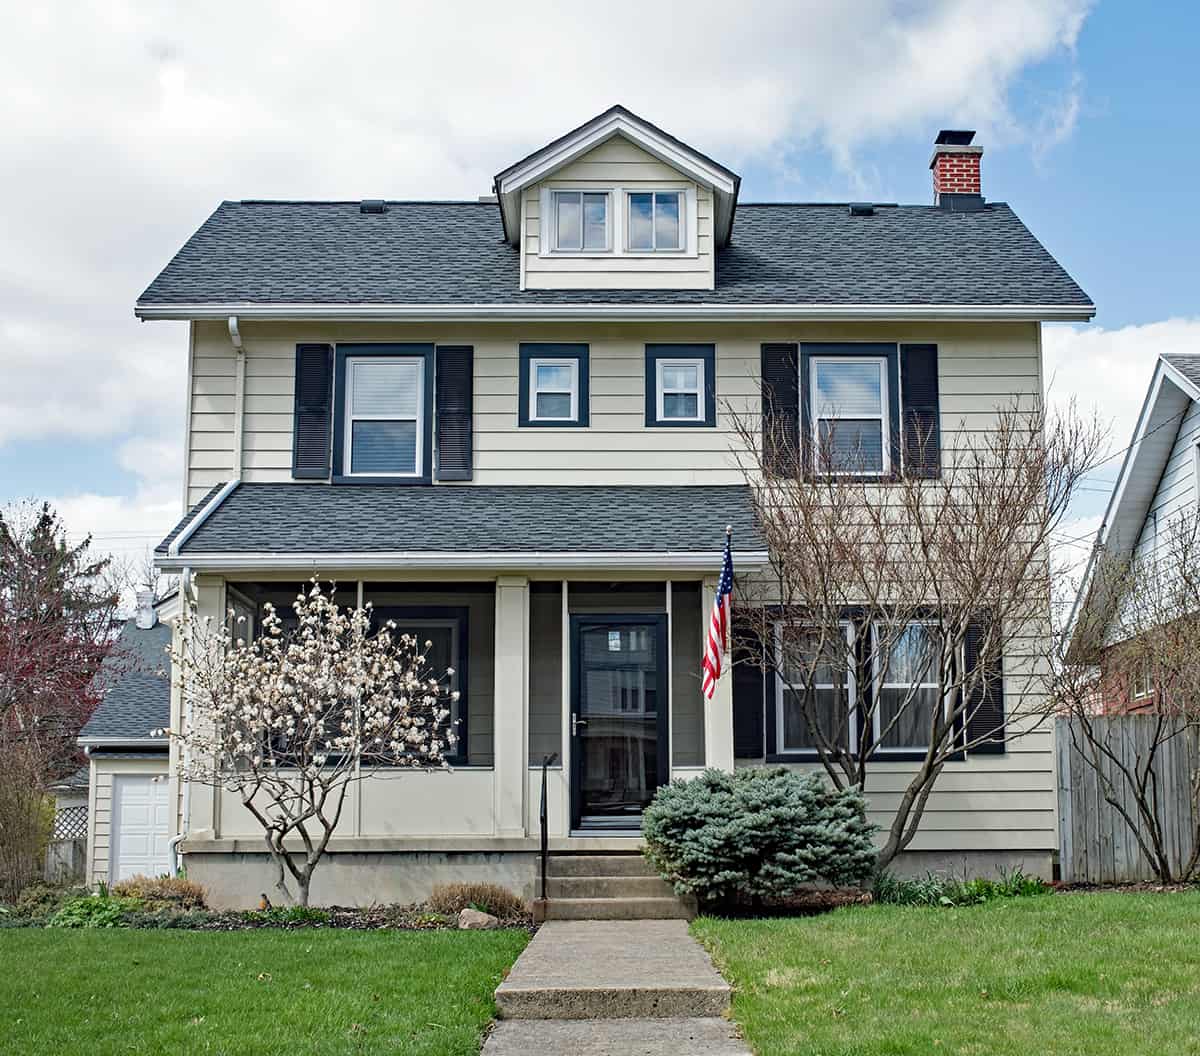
[1043,318,1200,469]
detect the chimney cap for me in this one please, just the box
[134,590,158,630]
[935,129,976,146]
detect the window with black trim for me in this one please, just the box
[645,344,715,427]
[800,344,900,480]
[333,344,434,483]
[774,622,853,753]
[873,622,942,752]
[519,344,589,427]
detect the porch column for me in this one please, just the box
[186,575,225,839]
[702,574,735,772]
[493,575,530,836]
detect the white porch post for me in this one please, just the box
[702,574,735,772]
[493,575,530,836]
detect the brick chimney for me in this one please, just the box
[930,130,983,210]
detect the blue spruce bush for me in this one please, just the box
[642,768,876,905]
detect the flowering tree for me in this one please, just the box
[170,580,457,906]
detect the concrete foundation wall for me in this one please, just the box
[889,849,1054,882]
[185,850,539,910]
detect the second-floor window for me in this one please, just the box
[811,356,890,475]
[518,343,589,427]
[344,355,424,477]
[552,190,610,252]
[645,344,716,428]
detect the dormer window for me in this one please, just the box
[552,190,610,252]
[628,191,683,252]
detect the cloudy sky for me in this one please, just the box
[2,0,1198,585]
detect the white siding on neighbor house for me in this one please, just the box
[87,755,171,886]
[521,136,715,291]
[1128,395,1200,567]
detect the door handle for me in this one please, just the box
[572,715,588,736]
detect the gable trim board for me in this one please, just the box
[137,302,1096,322]
[1067,355,1200,652]
[493,105,740,248]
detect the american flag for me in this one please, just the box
[701,531,734,700]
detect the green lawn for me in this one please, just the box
[694,892,1200,1056]
[0,927,528,1056]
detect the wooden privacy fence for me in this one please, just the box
[1056,716,1200,883]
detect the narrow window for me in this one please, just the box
[553,190,609,251]
[811,356,889,475]
[529,358,579,422]
[645,345,715,427]
[344,356,423,476]
[775,622,853,753]
[1131,659,1152,701]
[628,191,683,251]
[657,358,704,422]
[874,622,942,752]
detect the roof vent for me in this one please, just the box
[848,202,874,217]
[359,200,387,214]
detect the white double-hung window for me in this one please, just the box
[628,191,683,251]
[873,622,943,752]
[529,358,579,422]
[811,356,890,475]
[656,358,705,422]
[552,190,610,252]
[343,356,424,476]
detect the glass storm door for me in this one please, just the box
[570,615,669,831]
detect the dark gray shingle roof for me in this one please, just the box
[156,483,764,555]
[79,620,172,743]
[1163,354,1200,390]
[137,200,1091,309]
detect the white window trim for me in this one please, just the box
[655,357,706,422]
[529,356,580,423]
[810,355,891,476]
[536,184,698,259]
[774,620,856,754]
[548,188,612,254]
[871,621,945,754]
[1131,659,1152,701]
[626,189,686,253]
[343,355,424,479]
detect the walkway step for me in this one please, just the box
[544,896,694,921]
[547,854,655,878]
[546,875,675,899]
[483,1017,751,1054]
[494,920,730,1021]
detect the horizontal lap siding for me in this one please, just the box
[1131,397,1200,561]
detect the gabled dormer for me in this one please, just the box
[493,105,740,292]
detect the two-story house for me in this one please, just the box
[106,106,1093,909]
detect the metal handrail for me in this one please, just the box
[539,753,558,902]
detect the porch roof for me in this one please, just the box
[155,482,766,571]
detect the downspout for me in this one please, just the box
[228,316,247,477]
[169,565,197,876]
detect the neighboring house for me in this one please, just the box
[137,106,1093,907]
[1068,354,1200,709]
[77,594,174,885]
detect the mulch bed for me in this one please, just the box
[705,888,873,918]
[1051,881,1198,895]
[188,905,534,932]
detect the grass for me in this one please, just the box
[0,927,528,1055]
[694,891,1200,1056]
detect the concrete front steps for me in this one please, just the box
[538,853,695,921]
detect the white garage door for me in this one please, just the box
[111,775,171,882]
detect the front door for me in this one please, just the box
[570,614,669,831]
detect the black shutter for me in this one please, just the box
[732,626,766,759]
[761,344,800,475]
[900,344,941,478]
[292,343,333,479]
[435,346,474,481]
[964,616,1005,753]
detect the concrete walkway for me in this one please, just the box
[485,920,751,1054]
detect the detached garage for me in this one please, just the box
[78,602,173,885]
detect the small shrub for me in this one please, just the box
[426,882,528,919]
[112,874,207,910]
[48,893,143,929]
[15,882,88,921]
[642,768,877,906]
[873,867,1049,907]
[247,905,330,926]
